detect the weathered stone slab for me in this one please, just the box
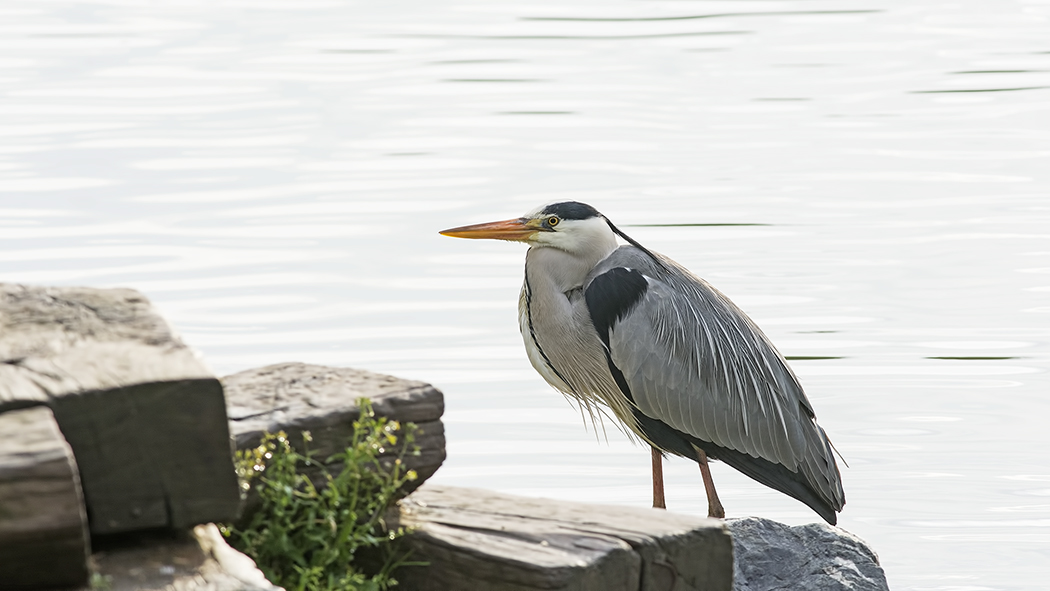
[728,517,889,591]
[0,284,240,534]
[223,362,445,496]
[396,485,734,591]
[0,405,90,589]
[83,524,283,591]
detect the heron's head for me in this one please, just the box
[440,201,618,257]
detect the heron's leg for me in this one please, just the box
[651,446,666,509]
[696,448,725,519]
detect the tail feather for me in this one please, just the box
[699,441,840,526]
[632,408,842,525]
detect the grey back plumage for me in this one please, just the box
[584,246,845,517]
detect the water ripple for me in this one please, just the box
[2,1,1049,588]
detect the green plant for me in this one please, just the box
[223,398,421,591]
[89,572,112,591]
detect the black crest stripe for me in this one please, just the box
[603,219,669,272]
[544,201,600,221]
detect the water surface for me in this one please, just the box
[2,1,1049,588]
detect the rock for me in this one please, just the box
[728,517,889,591]
[223,362,446,497]
[194,524,281,591]
[395,484,734,591]
[0,405,90,589]
[0,283,241,535]
[84,525,283,591]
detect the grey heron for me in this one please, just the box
[440,201,845,524]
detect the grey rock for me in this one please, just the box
[728,517,889,591]
[396,484,734,591]
[0,283,240,535]
[223,362,446,498]
[83,525,283,591]
[0,405,90,589]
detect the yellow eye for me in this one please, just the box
[547,216,560,227]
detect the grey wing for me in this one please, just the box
[587,247,844,510]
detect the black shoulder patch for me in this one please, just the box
[544,201,600,221]
[585,267,648,348]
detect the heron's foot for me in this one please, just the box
[707,502,725,520]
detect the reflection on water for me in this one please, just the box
[1,0,1049,589]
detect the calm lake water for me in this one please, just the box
[2,0,1049,588]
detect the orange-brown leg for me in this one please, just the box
[651,446,666,509]
[696,447,725,519]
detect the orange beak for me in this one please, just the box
[439,218,541,242]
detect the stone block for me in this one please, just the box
[223,362,445,497]
[396,485,734,591]
[0,405,90,589]
[0,284,241,534]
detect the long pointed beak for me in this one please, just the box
[439,218,540,242]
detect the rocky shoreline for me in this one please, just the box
[0,284,888,591]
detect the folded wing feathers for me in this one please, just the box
[598,251,843,510]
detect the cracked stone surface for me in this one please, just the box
[0,283,240,537]
[396,484,733,591]
[728,517,889,591]
[222,362,446,501]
